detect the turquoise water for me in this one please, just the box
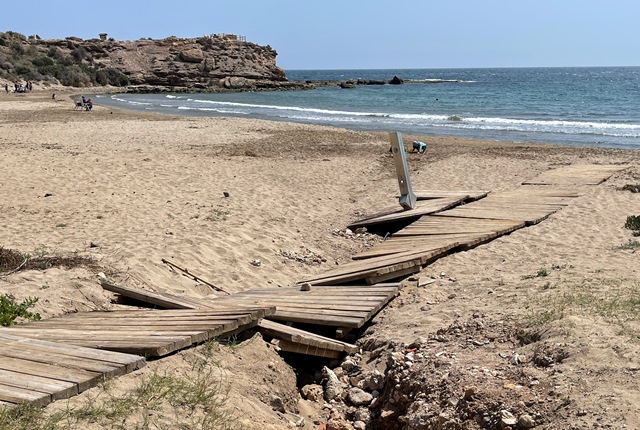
[96,67,640,149]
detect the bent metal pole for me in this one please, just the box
[389,131,417,210]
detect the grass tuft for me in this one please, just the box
[0,345,239,430]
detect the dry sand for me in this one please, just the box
[1,90,639,429]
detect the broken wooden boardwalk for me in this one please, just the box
[0,332,145,408]
[2,308,272,357]
[2,164,628,408]
[101,281,362,358]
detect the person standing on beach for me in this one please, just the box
[4,83,7,93]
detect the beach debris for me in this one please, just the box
[418,277,436,287]
[250,259,262,267]
[619,184,640,193]
[300,282,312,291]
[44,193,53,197]
[161,258,229,294]
[89,241,99,248]
[279,248,326,265]
[223,191,230,197]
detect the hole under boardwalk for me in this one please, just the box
[1,308,273,358]
[0,332,145,408]
[347,190,490,233]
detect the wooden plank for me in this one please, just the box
[522,164,628,185]
[436,208,554,225]
[2,307,272,358]
[347,196,465,229]
[303,244,455,284]
[0,355,102,393]
[412,190,490,201]
[0,383,51,408]
[275,339,342,359]
[59,309,272,319]
[366,265,421,284]
[101,282,200,309]
[257,320,358,354]
[0,333,145,372]
[0,369,77,401]
[231,286,400,295]
[213,298,380,311]
[268,311,365,328]
[0,343,124,375]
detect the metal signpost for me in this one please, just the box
[389,131,417,210]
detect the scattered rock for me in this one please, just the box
[341,359,358,372]
[323,366,344,401]
[326,417,352,430]
[250,259,262,267]
[353,421,366,430]
[518,414,536,428]
[223,191,230,197]
[301,384,324,402]
[347,387,373,406]
[44,193,53,197]
[269,395,286,413]
[500,410,517,427]
[463,386,478,400]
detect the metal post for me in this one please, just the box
[389,132,416,210]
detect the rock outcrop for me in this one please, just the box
[18,33,304,91]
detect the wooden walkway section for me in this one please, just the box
[0,332,145,408]
[210,284,399,329]
[522,164,628,186]
[1,308,272,357]
[304,164,626,286]
[101,282,362,357]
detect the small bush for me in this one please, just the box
[624,215,640,231]
[0,295,41,326]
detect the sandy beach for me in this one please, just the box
[1,90,639,429]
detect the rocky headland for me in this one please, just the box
[0,31,310,92]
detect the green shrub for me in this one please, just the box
[624,215,640,231]
[31,55,54,67]
[0,295,41,326]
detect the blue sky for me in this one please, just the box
[1,0,638,69]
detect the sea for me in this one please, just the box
[95,67,640,150]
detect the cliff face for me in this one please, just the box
[4,32,300,91]
[92,35,288,90]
